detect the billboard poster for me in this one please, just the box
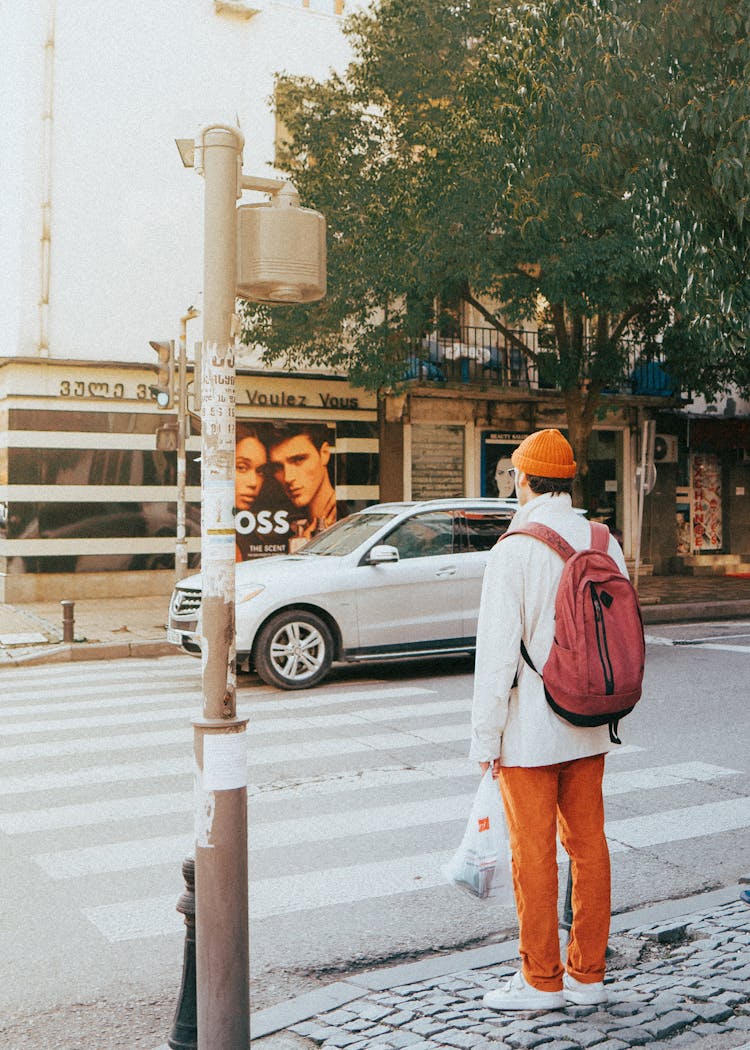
[481,431,527,498]
[690,453,722,552]
[234,421,340,560]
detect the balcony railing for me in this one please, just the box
[404,326,676,398]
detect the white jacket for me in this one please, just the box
[469,492,629,767]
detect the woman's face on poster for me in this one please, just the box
[235,435,267,510]
[494,457,516,498]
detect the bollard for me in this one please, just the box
[168,857,197,1050]
[60,600,75,643]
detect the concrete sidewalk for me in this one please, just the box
[1,575,750,668]
[0,594,174,666]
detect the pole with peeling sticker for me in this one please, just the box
[175,121,326,1050]
[194,124,249,1050]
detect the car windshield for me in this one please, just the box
[300,511,398,556]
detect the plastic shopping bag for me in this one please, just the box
[442,770,514,904]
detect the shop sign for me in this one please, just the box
[690,453,722,551]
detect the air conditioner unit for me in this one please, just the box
[654,434,679,463]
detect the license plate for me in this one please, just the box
[167,628,183,645]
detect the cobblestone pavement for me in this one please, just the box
[264,898,750,1050]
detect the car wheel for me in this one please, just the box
[254,610,334,690]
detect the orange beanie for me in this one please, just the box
[511,429,576,479]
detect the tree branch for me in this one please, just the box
[462,289,539,360]
[610,303,649,345]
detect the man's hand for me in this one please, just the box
[479,759,501,778]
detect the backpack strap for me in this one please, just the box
[501,524,575,681]
[501,522,576,561]
[590,521,611,552]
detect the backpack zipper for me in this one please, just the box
[590,582,615,695]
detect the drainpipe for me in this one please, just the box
[39,0,57,357]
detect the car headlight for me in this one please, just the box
[237,584,265,603]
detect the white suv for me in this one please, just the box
[167,498,518,689]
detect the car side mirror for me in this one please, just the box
[367,544,399,564]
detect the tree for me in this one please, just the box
[240,0,744,493]
[632,0,750,397]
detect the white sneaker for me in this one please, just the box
[483,971,565,1011]
[563,972,608,1005]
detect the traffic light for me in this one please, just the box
[149,340,175,409]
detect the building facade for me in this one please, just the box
[2,1,747,601]
[1,0,375,601]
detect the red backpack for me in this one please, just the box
[502,521,645,743]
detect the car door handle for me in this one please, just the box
[435,566,457,577]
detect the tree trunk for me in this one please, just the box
[563,385,600,510]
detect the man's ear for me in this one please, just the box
[320,442,331,467]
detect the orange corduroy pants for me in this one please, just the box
[498,753,610,992]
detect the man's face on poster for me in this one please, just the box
[235,435,267,511]
[269,434,331,508]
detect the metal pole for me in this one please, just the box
[193,124,250,1050]
[633,419,654,593]
[176,307,199,581]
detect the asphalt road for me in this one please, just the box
[0,620,748,1049]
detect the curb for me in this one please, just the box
[2,600,749,667]
[248,884,742,1040]
[641,598,750,624]
[0,638,176,667]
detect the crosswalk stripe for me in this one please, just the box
[675,631,750,644]
[0,657,194,688]
[0,688,201,719]
[0,739,643,798]
[0,757,192,796]
[0,684,432,722]
[82,851,456,941]
[0,727,191,762]
[685,642,750,654]
[0,697,463,737]
[602,760,737,795]
[246,725,468,766]
[28,763,740,878]
[0,792,190,834]
[84,893,184,942]
[606,796,750,850]
[243,699,470,736]
[240,684,436,713]
[82,792,750,938]
[0,707,196,736]
[37,834,193,879]
[0,721,468,764]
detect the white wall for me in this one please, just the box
[1,0,357,365]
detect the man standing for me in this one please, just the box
[471,429,628,1011]
[267,423,337,540]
